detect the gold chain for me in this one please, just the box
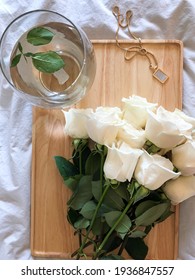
[112,6,168,84]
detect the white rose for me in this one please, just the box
[134,150,180,190]
[172,140,195,176]
[145,106,193,149]
[173,108,195,129]
[163,175,195,204]
[86,107,124,145]
[103,142,143,182]
[122,95,157,129]
[63,108,93,138]
[117,122,146,149]
[95,106,122,121]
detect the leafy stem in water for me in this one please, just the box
[10,27,65,73]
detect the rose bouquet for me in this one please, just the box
[55,95,195,260]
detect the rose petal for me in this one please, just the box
[163,175,195,204]
[172,140,195,176]
[86,118,121,145]
[63,108,93,138]
[134,151,180,190]
[117,122,146,149]
[145,108,188,149]
[173,108,195,129]
[104,142,143,182]
[95,106,122,122]
[122,95,157,129]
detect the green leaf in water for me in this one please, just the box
[32,51,65,73]
[18,42,23,52]
[10,53,21,67]
[27,27,54,46]
[24,52,34,57]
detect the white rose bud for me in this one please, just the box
[134,150,180,190]
[122,95,157,129]
[172,140,195,176]
[163,175,195,204]
[63,108,93,138]
[145,106,193,149]
[104,142,143,182]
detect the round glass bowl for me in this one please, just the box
[0,10,96,108]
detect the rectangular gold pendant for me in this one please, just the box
[153,68,169,84]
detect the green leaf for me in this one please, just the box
[67,175,93,210]
[92,180,102,201]
[10,54,21,67]
[135,202,170,226]
[74,217,90,229]
[98,203,115,215]
[92,217,109,236]
[67,208,80,226]
[145,225,152,235]
[125,237,148,260]
[85,152,102,179]
[127,182,135,198]
[27,27,54,46]
[113,183,130,201]
[64,175,81,191]
[24,52,34,57]
[80,201,97,220]
[18,42,23,52]
[105,211,132,238]
[129,230,146,238]
[32,51,65,73]
[134,185,150,204]
[157,208,173,223]
[72,144,91,174]
[127,179,140,198]
[135,200,157,217]
[103,188,125,210]
[101,232,122,253]
[54,156,78,181]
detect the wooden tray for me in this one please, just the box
[31,40,183,259]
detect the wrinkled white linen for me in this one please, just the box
[1,0,195,259]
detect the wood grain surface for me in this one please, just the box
[31,40,183,259]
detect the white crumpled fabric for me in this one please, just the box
[1,0,195,259]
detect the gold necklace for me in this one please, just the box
[112,6,168,84]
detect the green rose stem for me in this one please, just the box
[93,197,135,260]
[75,148,108,259]
[76,182,111,259]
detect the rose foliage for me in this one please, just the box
[55,95,195,260]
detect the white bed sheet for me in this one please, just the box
[0,0,195,260]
